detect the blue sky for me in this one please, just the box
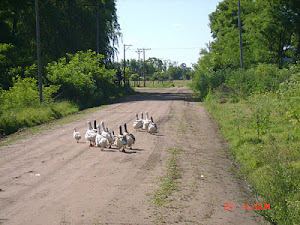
[115,0,222,68]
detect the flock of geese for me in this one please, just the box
[73,112,158,152]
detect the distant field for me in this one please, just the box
[129,80,192,88]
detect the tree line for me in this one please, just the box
[0,0,120,90]
[192,0,300,99]
[0,0,128,136]
[197,0,299,73]
[113,58,192,84]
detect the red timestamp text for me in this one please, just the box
[224,203,271,211]
[244,203,271,210]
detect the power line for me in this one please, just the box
[152,47,201,50]
[128,47,201,51]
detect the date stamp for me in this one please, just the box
[224,203,271,211]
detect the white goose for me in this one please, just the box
[93,120,97,131]
[124,123,135,149]
[73,128,81,143]
[105,127,115,148]
[133,113,143,130]
[95,125,109,150]
[148,117,158,134]
[143,112,151,130]
[85,121,97,146]
[101,121,114,148]
[87,120,97,133]
[114,125,127,152]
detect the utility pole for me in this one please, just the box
[135,49,142,61]
[238,0,243,69]
[96,2,99,54]
[136,49,143,86]
[137,48,151,87]
[123,44,132,86]
[35,0,42,103]
[85,3,106,54]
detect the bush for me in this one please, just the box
[276,72,300,124]
[0,76,60,110]
[191,70,225,100]
[0,76,76,136]
[192,63,297,101]
[46,50,120,108]
[0,50,134,136]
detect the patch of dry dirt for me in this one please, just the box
[0,87,268,224]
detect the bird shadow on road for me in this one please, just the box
[97,148,145,154]
[131,148,145,152]
[151,133,163,137]
[123,151,138,154]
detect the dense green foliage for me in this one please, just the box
[0,1,125,136]
[204,0,299,70]
[0,0,120,90]
[0,50,133,136]
[204,66,300,224]
[46,50,121,108]
[191,0,300,223]
[0,76,78,135]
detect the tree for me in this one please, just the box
[0,0,121,89]
[130,74,139,81]
[166,65,181,80]
[206,0,299,70]
[243,0,296,67]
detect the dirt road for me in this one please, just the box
[0,87,268,224]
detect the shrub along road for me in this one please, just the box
[0,87,268,224]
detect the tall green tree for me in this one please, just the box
[206,0,299,70]
[243,0,296,67]
[0,0,121,89]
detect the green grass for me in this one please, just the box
[0,101,79,136]
[151,148,183,207]
[204,92,300,224]
[0,84,134,140]
[0,102,106,146]
[172,80,192,87]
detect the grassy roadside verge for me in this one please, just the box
[204,92,300,224]
[151,148,183,207]
[0,104,107,147]
[0,101,79,137]
[149,148,183,223]
[0,85,135,140]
